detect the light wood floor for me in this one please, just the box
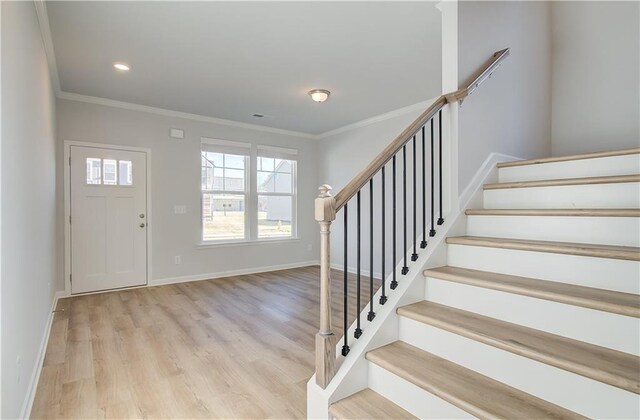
[31,266,382,419]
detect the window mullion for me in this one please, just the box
[248,150,257,241]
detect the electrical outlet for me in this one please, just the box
[174,256,182,265]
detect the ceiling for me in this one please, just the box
[47,1,442,135]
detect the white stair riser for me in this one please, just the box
[367,362,472,419]
[424,277,640,355]
[483,182,640,209]
[447,244,640,294]
[399,318,640,419]
[466,215,640,247]
[498,154,640,183]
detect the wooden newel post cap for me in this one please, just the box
[315,184,336,222]
[318,184,332,197]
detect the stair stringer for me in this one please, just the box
[307,152,520,419]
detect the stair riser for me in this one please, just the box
[424,277,640,355]
[483,182,640,209]
[498,154,640,183]
[466,215,640,247]
[367,362,472,419]
[398,317,640,419]
[447,244,640,294]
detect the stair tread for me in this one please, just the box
[423,266,640,317]
[484,174,640,190]
[465,208,640,217]
[446,236,640,261]
[397,301,640,394]
[497,148,640,168]
[329,389,416,420]
[366,341,585,419]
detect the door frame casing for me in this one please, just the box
[63,140,152,296]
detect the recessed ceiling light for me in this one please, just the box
[113,62,130,71]
[308,89,330,103]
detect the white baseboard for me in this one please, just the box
[21,290,65,419]
[150,260,320,287]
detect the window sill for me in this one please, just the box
[196,237,300,249]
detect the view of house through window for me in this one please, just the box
[201,151,247,241]
[257,156,294,238]
[86,158,133,186]
[201,140,297,242]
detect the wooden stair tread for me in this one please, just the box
[329,389,416,420]
[423,266,640,317]
[465,208,640,217]
[446,236,640,261]
[483,174,640,190]
[397,301,640,394]
[497,148,640,168]
[366,342,585,419]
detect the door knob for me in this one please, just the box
[139,223,146,228]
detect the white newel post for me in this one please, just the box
[315,184,337,389]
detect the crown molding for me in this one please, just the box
[56,91,318,139]
[316,98,436,139]
[57,90,436,141]
[34,0,61,94]
[38,0,434,140]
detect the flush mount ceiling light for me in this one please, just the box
[308,89,330,103]
[113,62,131,71]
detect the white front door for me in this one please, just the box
[70,146,147,294]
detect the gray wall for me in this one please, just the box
[457,1,552,191]
[551,1,640,156]
[56,99,319,287]
[1,2,58,417]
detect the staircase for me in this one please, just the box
[328,148,640,419]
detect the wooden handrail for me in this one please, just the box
[314,48,510,391]
[334,48,510,211]
[446,48,510,103]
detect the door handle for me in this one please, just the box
[139,223,146,228]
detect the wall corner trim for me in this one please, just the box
[33,0,61,94]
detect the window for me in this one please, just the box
[201,139,250,241]
[86,158,133,186]
[200,139,297,243]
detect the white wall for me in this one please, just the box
[56,99,319,289]
[551,1,640,156]
[1,2,58,418]
[457,1,552,192]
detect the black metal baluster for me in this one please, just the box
[391,156,398,290]
[367,180,375,321]
[437,109,444,225]
[380,166,388,304]
[342,205,349,356]
[430,119,436,237]
[420,125,427,248]
[411,136,418,262]
[401,146,409,275]
[354,191,362,339]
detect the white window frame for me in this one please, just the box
[199,139,298,245]
[256,145,298,240]
[201,139,251,243]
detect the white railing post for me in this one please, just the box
[315,184,336,389]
